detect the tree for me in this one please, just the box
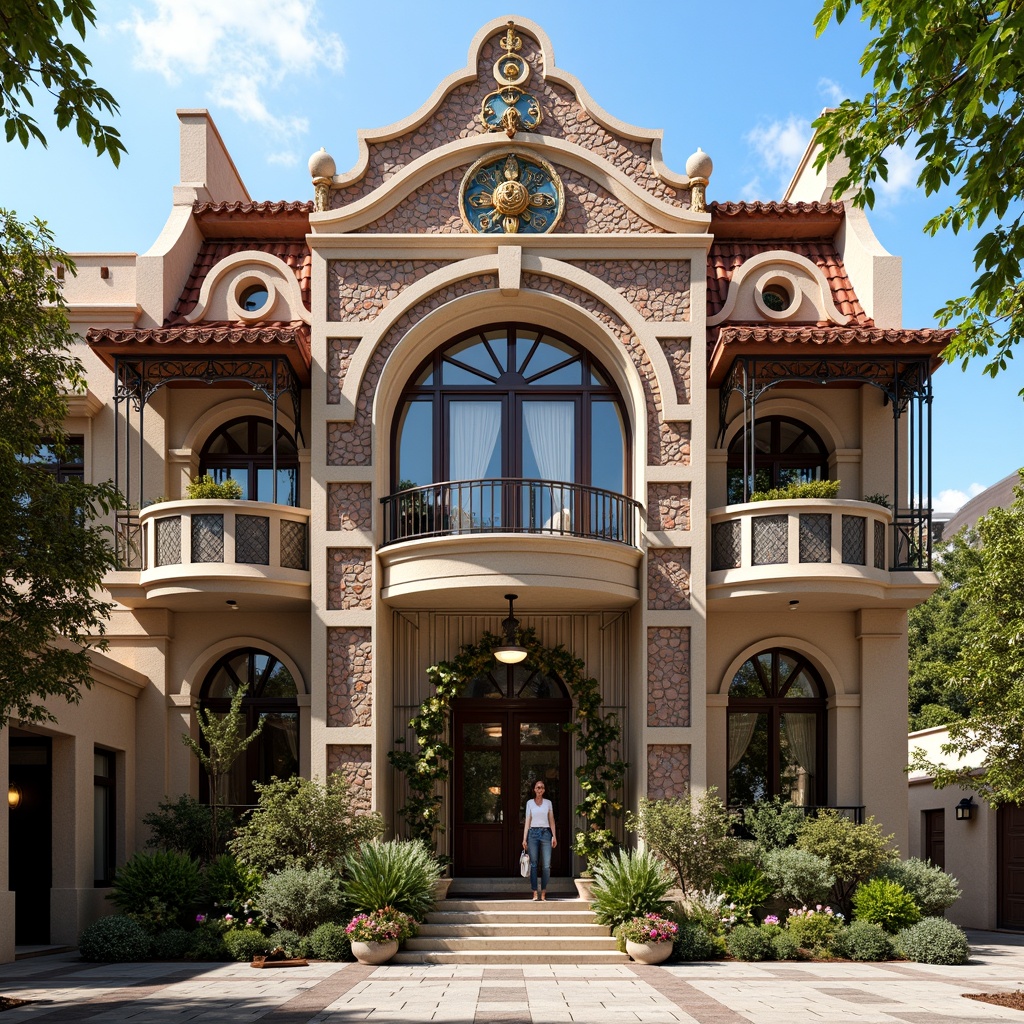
[0,210,120,724]
[1,0,124,164]
[910,473,1024,804]
[813,1,1024,387]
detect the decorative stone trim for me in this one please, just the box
[647,482,690,532]
[661,339,691,403]
[647,548,691,610]
[328,483,372,532]
[647,627,690,727]
[647,744,690,800]
[327,338,360,406]
[327,744,373,813]
[327,260,453,321]
[327,627,373,727]
[567,260,691,320]
[327,548,372,610]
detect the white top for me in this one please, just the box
[525,797,553,828]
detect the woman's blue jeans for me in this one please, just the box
[527,826,552,892]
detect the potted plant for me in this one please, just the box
[345,907,414,965]
[621,913,679,964]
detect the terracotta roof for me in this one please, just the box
[168,240,312,323]
[86,324,311,382]
[710,200,844,229]
[707,239,870,325]
[193,201,312,239]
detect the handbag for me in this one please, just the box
[519,850,531,877]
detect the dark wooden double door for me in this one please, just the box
[452,700,571,877]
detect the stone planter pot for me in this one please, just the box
[350,939,399,965]
[574,877,597,900]
[434,877,453,901]
[626,939,673,965]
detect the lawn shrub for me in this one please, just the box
[149,928,192,960]
[268,929,305,958]
[342,839,440,921]
[713,861,774,922]
[836,919,892,961]
[873,858,961,917]
[852,878,920,933]
[672,920,726,961]
[771,929,802,960]
[260,867,344,935]
[185,923,229,961]
[222,928,271,962]
[894,917,970,965]
[109,850,203,930]
[787,906,844,956]
[590,848,673,928]
[743,798,806,853]
[78,915,150,962]
[726,924,775,961]
[143,795,234,863]
[762,847,834,907]
[203,854,262,919]
[308,922,353,961]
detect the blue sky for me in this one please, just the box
[2,0,1022,509]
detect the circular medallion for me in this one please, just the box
[459,151,564,235]
[493,52,529,86]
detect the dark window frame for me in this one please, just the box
[727,416,829,504]
[199,417,300,506]
[29,435,85,483]
[93,748,116,887]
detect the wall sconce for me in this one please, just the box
[7,784,22,810]
[493,593,528,665]
[955,797,976,821]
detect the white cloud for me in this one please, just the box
[817,77,845,105]
[267,151,300,167]
[934,483,986,514]
[121,0,344,142]
[875,143,920,206]
[746,116,812,175]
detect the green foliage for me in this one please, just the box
[713,861,774,922]
[894,917,970,965]
[0,0,124,162]
[185,475,244,500]
[259,867,344,936]
[852,878,921,933]
[185,922,229,961]
[727,924,776,961]
[342,840,440,921]
[786,906,844,957]
[743,798,806,853]
[909,477,1024,803]
[673,920,726,961]
[222,928,271,962]
[813,2,1024,386]
[78,915,150,962]
[202,855,262,919]
[268,929,305,958]
[626,790,737,894]
[772,929,802,961]
[143,795,234,863]
[108,850,203,931]
[750,479,841,502]
[590,848,673,929]
[863,493,892,510]
[308,922,353,961]
[0,210,121,724]
[762,847,835,908]
[229,773,383,875]
[874,858,962,917]
[836,919,893,961]
[796,810,895,913]
[149,928,192,960]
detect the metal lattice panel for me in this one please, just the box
[842,515,866,565]
[752,515,788,565]
[799,513,831,563]
[236,514,270,565]
[280,519,308,570]
[711,520,742,570]
[191,514,225,563]
[155,516,181,566]
[874,520,886,570]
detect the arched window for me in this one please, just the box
[199,417,299,506]
[198,648,299,807]
[727,416,829,504]
[727,648,827,808]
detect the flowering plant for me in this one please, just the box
[620,913,680,944]
[786,904,845,956]
[345,907,414,944]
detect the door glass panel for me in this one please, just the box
[256,467,297,505]
[519,721,561,746]
[462,749,502,822]
[445,337,502,381]
[780,713,816,805]
[520,338,580,383]
[465,674,504,699]
[397,400,434,488]
[211,466,249,500]
[784,669,816,699]
[449,401,502,479]
[728,711,768,805]
[591,402,625,494]
[463,721,503,746]
[259,712,299,783]
[519,753,561,824]
[515,669,560,699]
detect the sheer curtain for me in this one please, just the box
[728,713,759,771]
[523,402,574,531]
[781,713,816,803]
[450,402,501,532]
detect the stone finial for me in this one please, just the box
[308,147,336,178]
[686,147,713,213]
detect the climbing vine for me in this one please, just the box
[388,627,627,873]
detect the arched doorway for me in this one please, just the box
[727,416,830,504]
[199,416,300,506]
[452,662,572,877]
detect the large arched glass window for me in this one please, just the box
[727,648,827,808]
[199,417,299,506]
[198,648,299,807]
[727,416,829,504]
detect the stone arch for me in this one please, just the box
[718,636,847,699]
[181,398,300,455]
[179,636,307,699]
[721,395,848,456]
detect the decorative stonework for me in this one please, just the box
[327,627,373,727]
[568,260,690,320]
[647,483,690,532]
[327,744,372,814]
[327,260,452,321]
[328,483,372,532]
[460,151,563,234]
[647,627,690,727]
[327,338,359,405]
[647,744,690,800]
[327,275,497,466]
[327,548,372,609]
[647,548,691,610]
[661,339,691,404]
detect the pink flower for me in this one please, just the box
[224,914,233,921]
[195,914,206,923]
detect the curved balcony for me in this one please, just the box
[125,500,310,610]
[708,500,936,610]
[378,478,643,609]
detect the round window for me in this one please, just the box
[761,284,791,312]
[239,284,269,313]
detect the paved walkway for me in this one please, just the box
[2,931,1024,1023]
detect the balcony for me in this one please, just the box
[378,478,643,609]
[708,499,936,610]
[109,500,310,610]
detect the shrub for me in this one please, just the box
[342,840,440,921]
[796,810,895,914]
[223,928,271,962]
[620,913,679,944]
[762,847,835,907]
[750,479,841,502]
[260,867,345,935]
[863,493,892,510]
[625,789,737,894]
[727,924,775,961]
[874,858,961,917]
[674,890,727,934]
[186,475,243,500]
[673,920,726,961]
[308,922,353,961]
[203,854,262,919]
[714,861,774,922]
[149,928,192,960]
[895,917,970,965]
[186,923,229,961]
[836,919,892,961]
[229,773,384,875]
[345,908,415,943]
[78,915,151,962]
[787,906,844,956]
[852,879,921,934]
[144,795,235,863]
[109,850,203,931]
[743,799,806,853]
[268,929,305,958]
[591,849,673,929]
[772,929,802,961]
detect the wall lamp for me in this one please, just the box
[7,784,22,810]
[955,797,976,821]
[493,593,528,665]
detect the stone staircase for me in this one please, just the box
[393,879,628,965]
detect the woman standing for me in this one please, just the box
[521,778,557,901]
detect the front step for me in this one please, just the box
[391,949,629,965]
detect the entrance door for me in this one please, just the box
[9,737,52,945]
[999,804,1024,928]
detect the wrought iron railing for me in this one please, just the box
[730,804,866,834]
[381,478,642,548]
[115,510,143,570]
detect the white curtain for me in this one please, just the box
[782,714,816,783]
[522,402,574,482]
[450,402,501,480]
[728,713,759,771]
